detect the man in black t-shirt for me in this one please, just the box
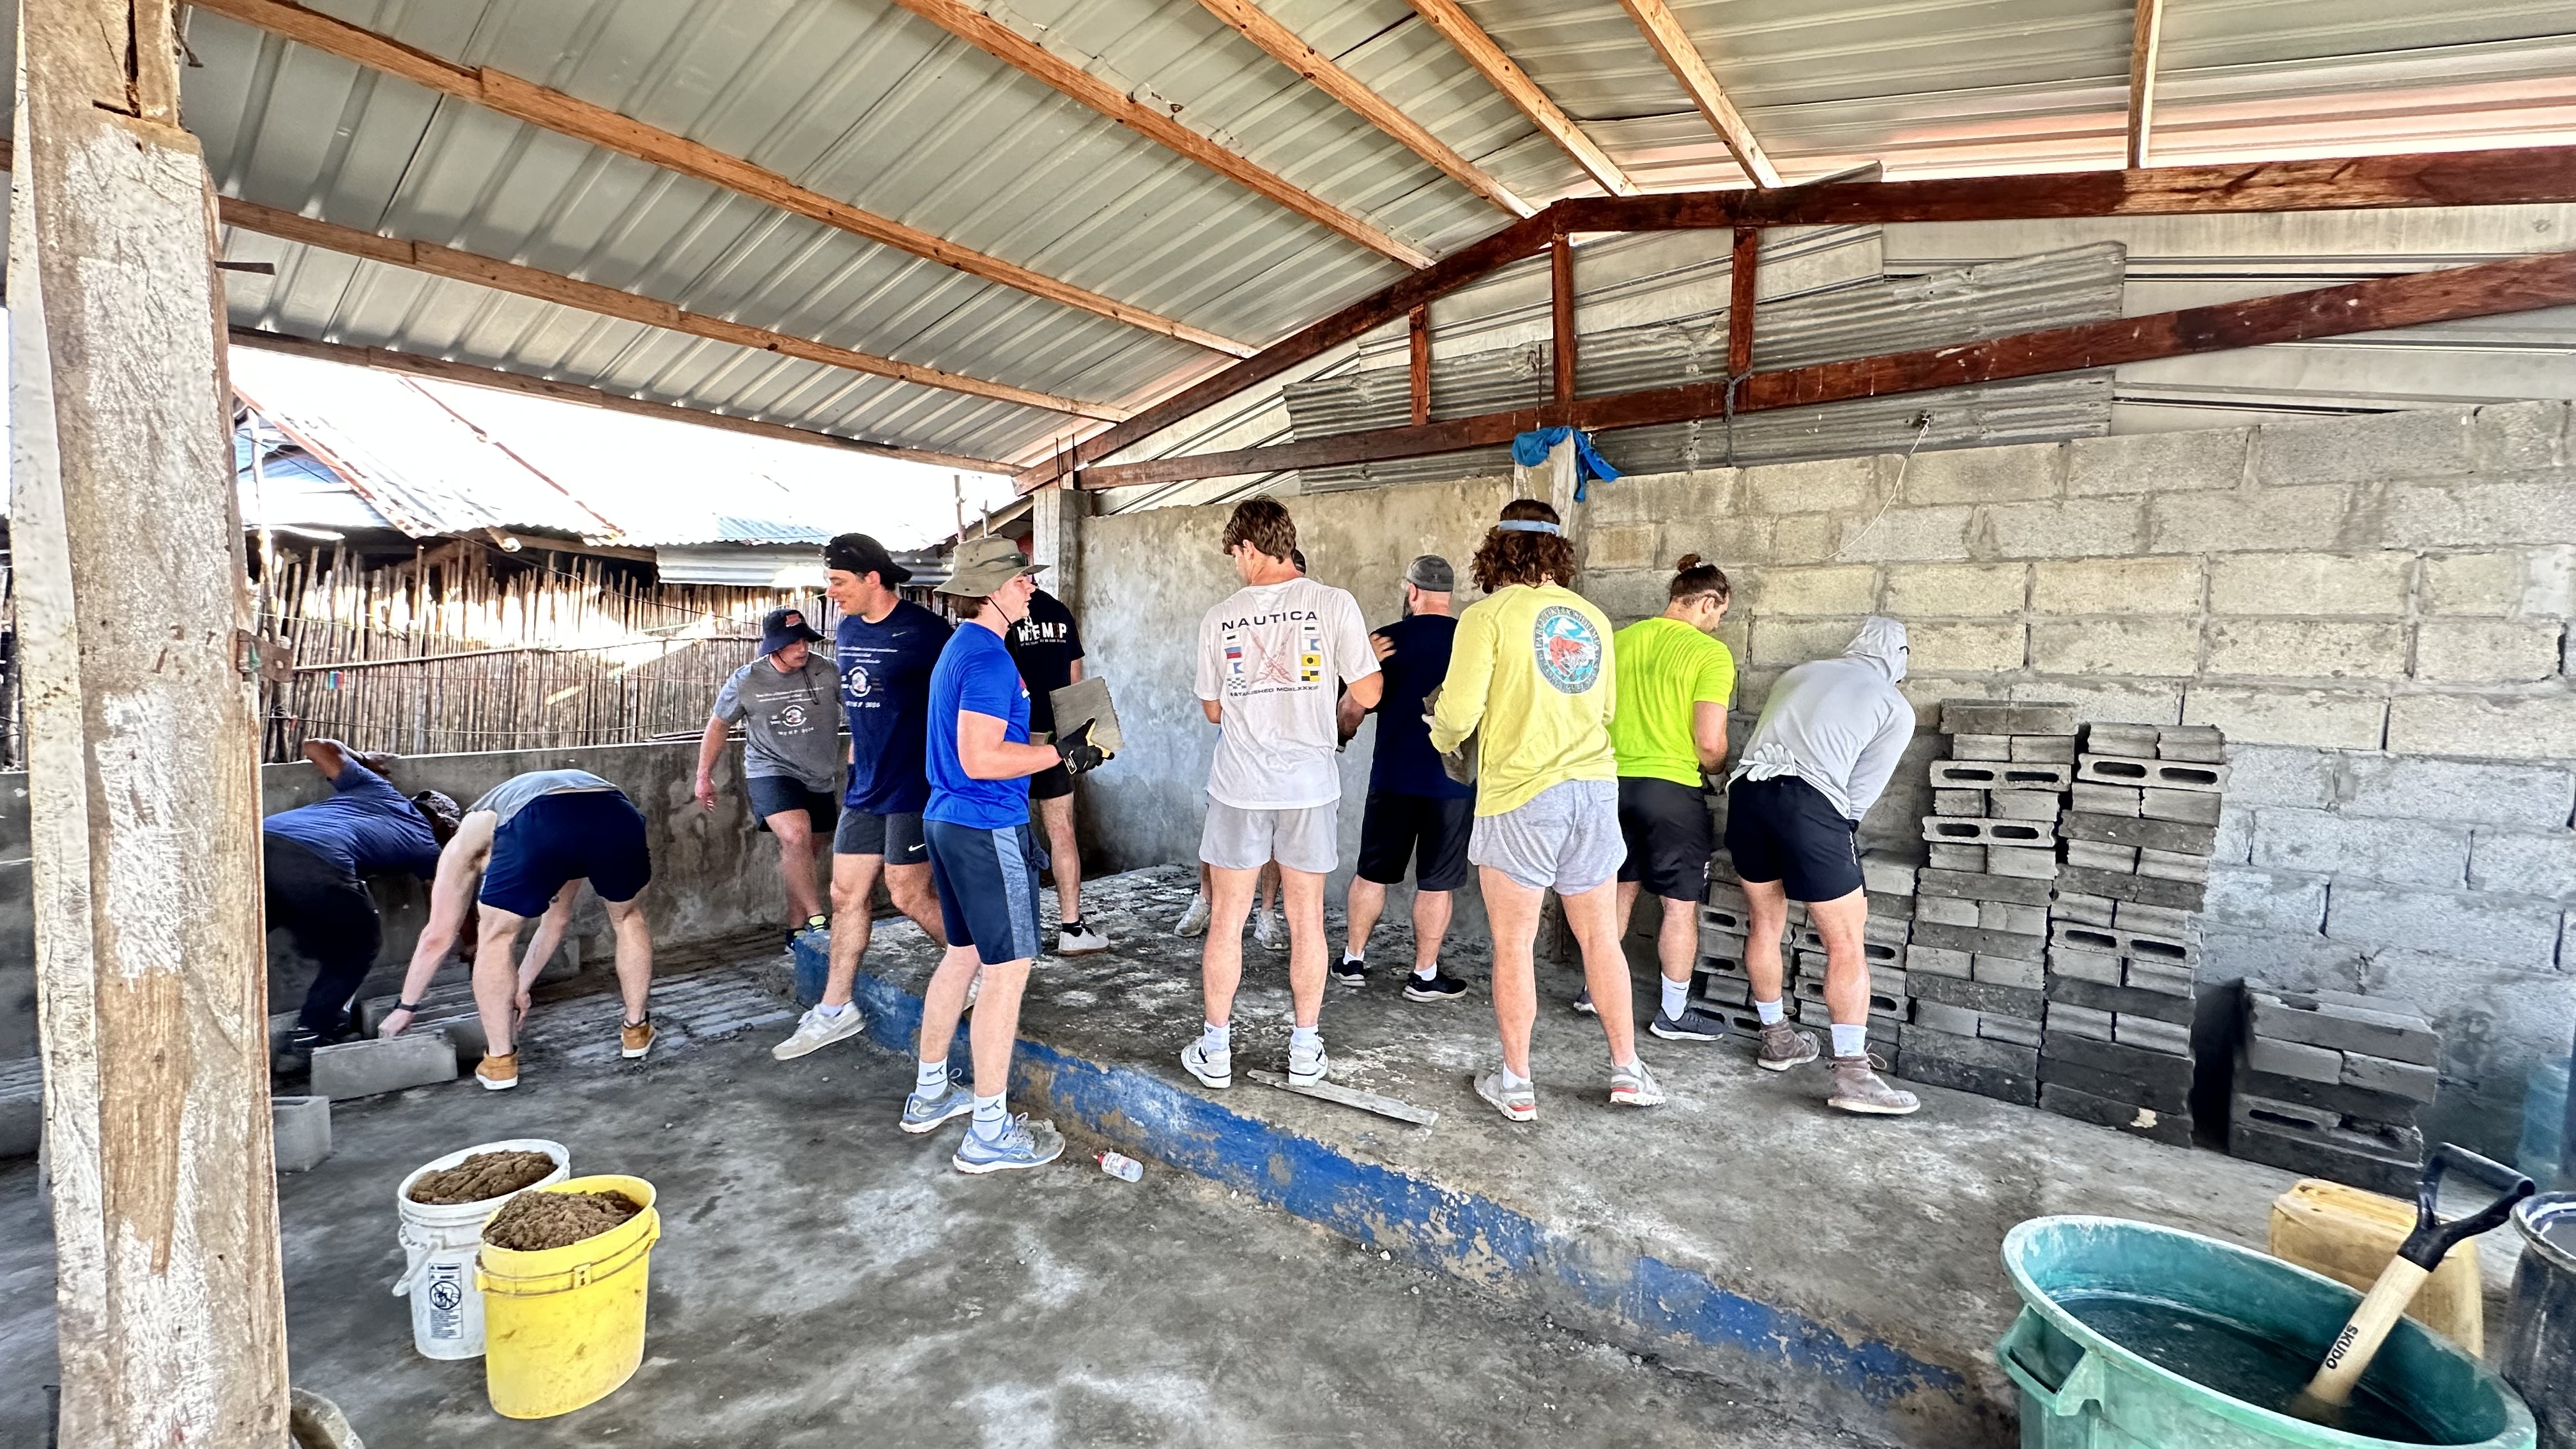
[1006,585,1108,955]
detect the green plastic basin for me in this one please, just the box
[1997,1215,2535,1449]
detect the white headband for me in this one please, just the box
[1495,519,1561,535]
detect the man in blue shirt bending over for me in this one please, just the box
[262,739,458,1070]
[899,537,1105,1174]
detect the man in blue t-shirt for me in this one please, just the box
[770,533,955,1062]
[1333,555,1475,1002]
[900,537,1105,1174]
[261,739,458,1068]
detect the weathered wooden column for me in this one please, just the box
[11,1,291,1443]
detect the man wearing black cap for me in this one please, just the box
[694,605,843,940]
[770,533,954,1062]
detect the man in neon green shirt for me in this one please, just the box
[1593,555,1736,1039]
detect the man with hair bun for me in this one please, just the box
[1430,498,1662,1122]
[1591,554,1737,1041]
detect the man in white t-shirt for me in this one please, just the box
[1182,500,1382,1092]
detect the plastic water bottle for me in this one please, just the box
[1097,1151,1143,1183]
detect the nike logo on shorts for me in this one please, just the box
[905,842,926,856]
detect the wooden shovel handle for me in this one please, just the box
[2301,1257,2433,1409]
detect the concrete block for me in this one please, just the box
[1860,854,1917,896]
[2253,408,2477,485]
[1880,563,2027,617]
[2158,724,2228,762]
[2207,551,2410,617]
[1927,843,1986,871]
[2387,475,2576,549]
[1906,1050,2041,1105]
[2414,618,2564,684]
[2151,484,2355,555]
[2207,620,2408,680]
[272,1095,332,1173]
[1917,895,1980,927]
[2085,722,2162,756]
[2048,919,2199,967]
[1910,620,2028,673]
[1988,846,2062,879]
[2196,930,2363,992]
[2112,901,2196,936]
[2246,1034,2343,1084]
[2059,864,2206,912]
[1915,867,2053,905]
[2342,755,2576,829]
[309,1031,457,1101]
[2341,1050,2440,1104]
[1698,923,1749,960]
[1691,971,1751,1007]
[1837,505,1975,562]
[1910,970,2045,1019]
[1979,1012,2045,1048]
[2017,681,2188,728]
[2048,1001,2115,1041]
[1899,440,2060,504]
[1932,788,1986,816]
[2048,947,2123,985]
[2353,951,2576,1123]
[2030,618,2199,676]
[2421,546,2576,618]
[1745,455,1878,514]
[2204,864,2328,935]
[1751,565,1879,616]
[2124,958,2196,997]
[2113,1015,2194,1055]
[2251,808,2467,887]
[1929,759,2074,791]
[1974,953,2046,992]
[2246,986,2440,1065]
[1987,790,2062,823]
[2326,880,2563,967]
[2182,687,2387,751]
[2064,839,2139,872]
[1584,523,1658,572]
[2066,427,2249,497]
[2045,974,2197,1026]
[2043,1080,2193,1141]
[2237,1054,2425,1126]
[1751,617,1873,668]
[1767,513,1842,565]
[2076,753,2227,793]
[2212,808,2254,865]
[2221,746,2339,810]
[1911,919,2046,961]
[2469,400,2572,470]
[2012,733,2078,764]
[1940,700,2078,737]
[2063,810,2221,855]
[2029,556,2202,616]
[2053,893,2116,926]
[1949,733,2012,760]
[1906,944,1973,979]
[2235,1091,2426,1163]
[1983,498,2146,560]
[2230,1119,2419,1197]
[2140,788,2221,825]
[2074,783,2142,817]
[2467,829,2576,898]
[2044,1031,2199,1096]
[1899,1023,2039,1075]
[1922,816,2055,849]
[2137,848,2210,882]
[1979,900,2050,936]
[1914,1000,1981,1035]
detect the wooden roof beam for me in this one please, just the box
[185,0,1254,356]
[1192,0,1534,217]
[227,328,1013,473]
[1614,0,1781,188]
[1401,0,1639,198]
[2128,0,2165,169]
[218,196,1131,421]
[877,0,1432,267]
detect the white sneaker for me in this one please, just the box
[1181,1040,1232,1090]
[1253,910,1282,951]
[1287,1039,1330,1088]
[1176,894,1211,937]
[1057,921,1111,956]
[770,1004,866,1061]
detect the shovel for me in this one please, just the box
[2292,1144,2534,1422]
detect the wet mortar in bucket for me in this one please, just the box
[2063,1296,2435,1443]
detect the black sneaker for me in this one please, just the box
[1331,956,1368,988]
[1650,1004,1733,1041]
[1402,971,1468,1002]
[1572,988,1597,1016]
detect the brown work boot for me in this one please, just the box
[620,1016,657,1060]
[1827,1055,1920,1116]
[1756,1020,1820,1072]
[475,1052,519,1092]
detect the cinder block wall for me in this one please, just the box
[1575,402,2575,1156]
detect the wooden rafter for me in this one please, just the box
[1614,0,1781,188]
[1726,226,1759,376]
[1192,0,1533,217]
[2127,0,2165,169]
[1073,247,2576,487]
[877,0,1431,267]
[1408,307,1432,424]
[217,196,1131,421]
[1401,0,1640,198]
[227,328,1013,473]
[185,0,1254,356]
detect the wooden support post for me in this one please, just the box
[1551,233,1577,403]
[2128,0,2165,169]
[1727,226,1761,377]
[11,1,291,1441]
[1409,307,1432,425]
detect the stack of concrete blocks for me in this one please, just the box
[1900,700,2079,1105]
[2232,985,2438,1194]
[1691,852,1913,1065]
[2039,723,2228,1146]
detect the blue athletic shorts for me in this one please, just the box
[480,790,652,917]
[923,820,1043,967]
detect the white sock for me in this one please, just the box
[1499,1064,1531,1093]
[1660,976,1690,1019]
[1200,1021,1230,1056]
[1754,997,1786,1026]
[1289,1025,1322,1056]
[1830,1023,1869,1059]
[915,1057,948,1094]
[1413,962,1438,981]
[1343,950,1365,965]
[816,1000,852,1019]
[970,1092,1008,1137]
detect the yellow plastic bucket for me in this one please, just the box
[474,1174,661,1420]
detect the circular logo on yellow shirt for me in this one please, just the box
[1531,606,1603,694]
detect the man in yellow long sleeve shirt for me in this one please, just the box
[1429,498,1662,1123]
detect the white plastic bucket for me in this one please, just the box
[392,1138,571,1360]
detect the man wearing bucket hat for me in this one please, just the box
[694,605,841,942]
[769,533,955,1062]
[901,536,1108,1173]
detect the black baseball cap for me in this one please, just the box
[759,606,826,655]
[824,532,912,586]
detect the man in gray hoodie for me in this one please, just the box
[1722,617,1919,1116]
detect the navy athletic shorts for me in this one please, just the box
[480,790,652,918]
[924,820,1045,967]
[1354,790,1474,893]
[1616,776,1715,901]
[834,808,927,864]
[746,775,838,835]
[1722,775,1863,904]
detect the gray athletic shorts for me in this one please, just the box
[1200,799,1339,874]
[1469,779,1625,894]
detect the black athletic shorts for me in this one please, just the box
[1354,790,1474,893]
[746,775,838,834]
[1723,775,1864,903]
[481,790,652,917]
[1616,776,1714,901]
[1027,762,1073,802]
[834,808,927,865]
[924,820,1044,967]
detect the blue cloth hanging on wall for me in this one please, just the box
[1510,427,1620,500]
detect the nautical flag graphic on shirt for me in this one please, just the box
[1299,625,1324,682]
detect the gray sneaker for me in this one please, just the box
[899,1085,976,1135]
[1609,1058,1666,1108]
[1756,1020,1821,1072]
[1287,1039,1330,1088]
[1175,894,1211,937]
[953,1114,1066,1174]
[1650,1004,1731,1041]
[1181,1040,1232,1090]
[1828,1055,1921,1116]
[1473,1068,1537,1123]
[771,1003,867,1061]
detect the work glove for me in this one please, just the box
[1056,719,1107,777]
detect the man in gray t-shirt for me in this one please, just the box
[696,606,843,937]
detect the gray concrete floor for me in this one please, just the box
[0,1027,1862,1449]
